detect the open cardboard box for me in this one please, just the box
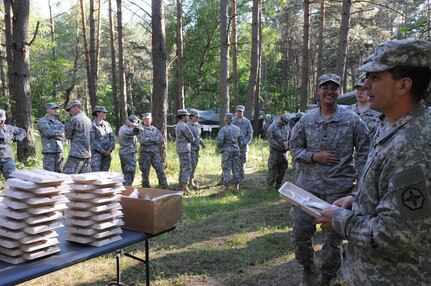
[121,187,182,234]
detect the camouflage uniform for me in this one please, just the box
[232,115,253,178]
[175,120,195,184]
[216,121,244,186]
[266,117,290,188]
[118,123,140,186]
[138,125,167,188]
[90,119,115,171]
[346,104,381,141]
[330,39,431,285]
[187,120,205,181]
[63,111,92,174]
[289,105,370,277]
[37,114,65,173]
[0,122,26,179]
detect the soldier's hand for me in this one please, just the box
[202,144,206,149]
[333,195,355,210]
[126,120,135,128]
[312,151,340,165]
[315,207,338,232]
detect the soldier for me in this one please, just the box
[37,102,65,173]
[118,114,141,186]
[175,109,195,193]
[0,109,26,179]
[346,78,381,140]
[266,114,290,190]
[289,73,370,285]
[216,113,244,193]
[261,113,273,139]
[233,105,253,179]
[138,113,168,189]
[90,106,115,172]
[187,109,206,189]
[63,100,92,174]
[317,39,431,285]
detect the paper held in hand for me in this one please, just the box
[278,182,332,218]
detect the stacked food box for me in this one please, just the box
[65,172,124,247]
[0,170,71,264]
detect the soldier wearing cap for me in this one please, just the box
[261,113,273,139]
[289,73,370,285]
[0,109,26,179]
[187,109,206,189]
[317,39,431,285]
[118,114,141,186]
[37,102,65,173]
[232,105,253,179]
[90,105,115,172]
[216,113,244,193]
[138,112,168,189]
[175,109,195,193]
[266,114,290,189]
[63,99,92,174]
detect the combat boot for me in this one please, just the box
[189,179,198,190]
[300,263,321,286]
[222,185,230,192]
[180,183,191,194]
[232,184,240,193]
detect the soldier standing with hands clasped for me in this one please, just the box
[175,109,195,194]
[187,109,206,189]
[90,106,115,172]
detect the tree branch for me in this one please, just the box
[27,21,40,46]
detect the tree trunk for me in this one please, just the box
[89,0,98,109]
[109,0,120,132]
[152,0,168,165]
[220,0,229,128]
[117,0,128,125]
[96,0,102,78]
[12,0,36,162]
[231,0,239,108]
[335,0,352,91]
[79,0,94,107]
[253,6,262,137]
[300,0,310,112]
[63,15,81,110]
[176,0,185,111]
[315,0,324,95]
[4,0,14,124]
[48,0,57,98]
[245,0,260,119]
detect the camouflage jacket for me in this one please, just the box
[216,124,243,153]
[139,125,163,153]
[267,121,290,152]
[187,121,204,151]
[118,124,139,156]
[0,124,26,161]
[65,112,92,158]
[289,105,370,194]
[233,116,253,146]
[332,106,431,285]
[346,104,381,140]
[175,121,195,154]
[37,115,65,154]
[90,119,115,154]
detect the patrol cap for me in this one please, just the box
[66,100,81,111]
[236,105,245,112]
[189,109,200,117]
[177,109,190,116]
[128,114,139,123]
[318,73,341,86]
[358,39,431,72]
[224,113,234,121]
[45,102,59,109]
[280,114,289,123]
[354,79,364,88]
[0,109,5,121]
[142,112,152,119]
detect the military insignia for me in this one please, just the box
[402,188,424,210]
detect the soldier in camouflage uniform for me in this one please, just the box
[118,115,141,186]
[233,105,253,179]
[289,73,370,285]
[138,113,168,189]
[216,113,244,193]
[90,106,115,172]
[346,78,381,140]
[266,114,290,189]
[187,109,206,189]
[317,39,431,285]
[63,100,92,174]
[37,102,65,173]
[0,109,26,179]
[176,109,195,193]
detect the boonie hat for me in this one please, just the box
[354,79,364,88]
[94,106,108,113]
[177,109,190,116]
[189,109,200,117]
[358,39,431,72]
[280,114,289,123]
[128,115,139,123]
[45,102,59,109]
[224,113,234,120]
[318,73,341,86]
[236,105,245,112]
[66,100,81,111]
[142,113,152,119]
[0,109,6,121]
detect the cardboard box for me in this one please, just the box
[121,187,182,234]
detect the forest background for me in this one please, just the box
[1,0,431,165]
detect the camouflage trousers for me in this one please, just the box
[190,149,200,179]
[289,192,345,277]
[139,151,167,188]
[266,149,287,186]
[91,152,112,172]
[221,150,241,185]
[178,152,192,184]
[239,145,249,179]
[63,156,91,174]
[43,153,65,173]
[0,158,17,179]
[120,152,137,186]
